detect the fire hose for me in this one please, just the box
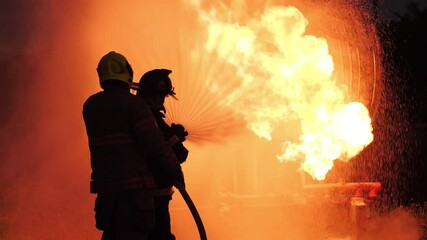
[174,181,207,240]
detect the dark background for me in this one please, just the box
[377,1,427,204]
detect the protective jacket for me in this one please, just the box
[83,84,181,193]
[149,111,189,189]
[153,111,189,163]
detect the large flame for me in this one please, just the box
[192,3,374,180]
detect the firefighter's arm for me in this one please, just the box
[153,111,189,163]
[172,142,189,163]
[132,100,184,185]
[164,128,189,163]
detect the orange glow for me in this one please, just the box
[191,3,374,180]
[5,0,404,240]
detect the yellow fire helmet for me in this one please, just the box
[96,51,133,85]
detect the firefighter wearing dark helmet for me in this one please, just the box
[131,69,189,240]
[83,52,184,240]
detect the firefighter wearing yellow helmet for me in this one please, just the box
[96,51,134,85]
[83,52,184,240]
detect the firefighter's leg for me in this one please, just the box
[117,189,155,240]
[100,189,154,240]
[148,195,176,240]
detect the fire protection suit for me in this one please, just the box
[145,111,188,240]
[83,52,183,240]
[132,69,189,240]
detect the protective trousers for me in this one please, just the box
[148,195,176,240]
[95,189,155,240]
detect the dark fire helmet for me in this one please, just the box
[131,69,177,100]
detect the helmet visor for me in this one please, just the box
[168,87,178,100]
[130,82,178,100]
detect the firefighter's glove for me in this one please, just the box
[170,123,188,142]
